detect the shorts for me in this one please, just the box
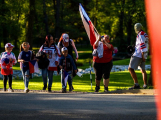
[93,61,113,80]
[129,56,145,70]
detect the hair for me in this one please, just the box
[59,33,65,42]
[44,34,54,47]
[20,42,29,52]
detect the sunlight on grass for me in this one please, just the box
[0,70,151,92]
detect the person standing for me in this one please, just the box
[39,35,61,92]
[0,43,17,92]
[93,35,114,92]
[128,23,149,89]
[18,42,33,93]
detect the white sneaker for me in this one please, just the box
[8,88,14,92]
[24,88,29,93]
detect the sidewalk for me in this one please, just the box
[0,89,155,95]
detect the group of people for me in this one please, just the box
[0,22,149,93]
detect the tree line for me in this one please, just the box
[0,0,147,51]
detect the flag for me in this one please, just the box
[63,70,68,86]
[29,60,40,74]
[79,3,99,46]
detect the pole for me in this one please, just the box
[89,61,92,89]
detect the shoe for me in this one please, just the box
[69,86,73,92]
[143,85,147,89]
[129,84,140,90]
[95,86,100,92]
[104,87,108,92]
[48,87,51,92]
[24,88,29,93]
[3,88,6,92]
[72,86,74,90]
[43,84,47,90]
[8,88,14,92]
[62,88,66,93]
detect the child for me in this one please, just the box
[59,47,77,93]
[0,43,17,92]
[18,42,33,93]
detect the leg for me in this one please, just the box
[128,67,138,83]
[68,75,72,91]
[48,70,53,92]
[8,74,12,89]
[22,70,30,93]
[42,68,48,90]
[3,75,7,91]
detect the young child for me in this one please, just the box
[59,47,77,93]
[0,43,17,92]
[18,42,33,93]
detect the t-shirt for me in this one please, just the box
[93,43,114,63]
[132,30,149,59]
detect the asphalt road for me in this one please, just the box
[0,92,156,120]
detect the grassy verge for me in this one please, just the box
[0,70,151,92]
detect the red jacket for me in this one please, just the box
[93,43,114,63]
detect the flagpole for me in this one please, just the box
[89,61,92,89]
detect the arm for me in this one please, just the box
[71,40,79,60]
[94,35,101,47]
[18,52,25,63]
[104,40,112,49]
[55,45,61,66]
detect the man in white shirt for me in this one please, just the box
[128,23,149,89]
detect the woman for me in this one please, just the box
[93,35,114,92]
[57,33,78,89]
[39,35,61,92]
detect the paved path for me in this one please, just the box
[0,92,156,120]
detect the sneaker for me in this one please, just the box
[95,86,100,92]
[143,85,147,89]
[8,88,14,92]
[104,87,108,92]
[24,88,29,93]
[48,87,51,92]
[3,88,6,92]
[62,88,66,93]
[43,84,47,90]
[69,86,73,92]
[129,84,140,90]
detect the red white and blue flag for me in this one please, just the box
[63,70,68,86]
[79,3,99,46]
[29,60,40,74]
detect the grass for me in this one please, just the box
[0,47,152,92]
[0,70,151,92]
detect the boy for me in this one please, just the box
[59,47,77,93]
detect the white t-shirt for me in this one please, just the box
[132,31,149,59]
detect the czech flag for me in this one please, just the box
[63,70,68,86]
[29,60,40,74]
[79,3,99,46]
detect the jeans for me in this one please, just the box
[61,70,72,88]
[42,68,53,88]
[22,69,30,88]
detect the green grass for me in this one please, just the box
[0,70,151,92]
[0,47,152,92]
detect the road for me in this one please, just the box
[0,92,156,120]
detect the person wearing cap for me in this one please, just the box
[39,35,61,92]
[0,43,17,92]
[57,33,79,90]
[59,47,77,93]
[93,35,114,92]
[128,23,149,89]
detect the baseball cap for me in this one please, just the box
[5,43,14,48]
[61,47,68,52]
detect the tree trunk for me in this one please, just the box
[54,0,60,38]
[26,0,35,49]
[43,0,49,35]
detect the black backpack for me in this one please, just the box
[36,51,50,69]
